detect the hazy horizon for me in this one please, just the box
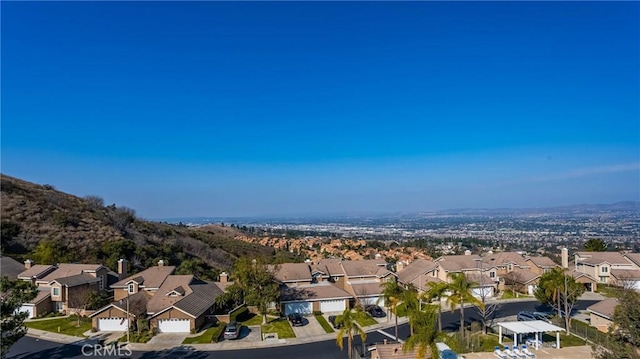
[2,2,638,218]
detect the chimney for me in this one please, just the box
[219,272,228,283]
[158,259,165,267]
[561,248,569,268]
[396,261,405,272]
[383,339,387,345]
[117,259,128,280]
[24,259,34,269]
[464,249,472,256]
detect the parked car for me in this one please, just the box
[328,315,343,329]
[532,312,552,323]
[365,305,386,318]
[517,311,537,321]
[288,313,304,326]
[223,321,241,340]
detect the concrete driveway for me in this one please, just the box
[146,333,188,348]
[291,316,326,338]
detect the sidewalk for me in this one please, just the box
[26,328,86,344]
[128,316,410,351]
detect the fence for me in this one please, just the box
[569,320,613,350]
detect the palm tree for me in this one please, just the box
[403,304,444,359]
[446,272,479,339]
[535,267,565,322]
[335,308,366,359]
[426,281,449,332]
[402,284,421,336]
[381,280,403,341]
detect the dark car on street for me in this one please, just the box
[223,321,241,340]
[328,315,343,329]
[288,313,304,326]
[517,311,537,321]
[365,305,386,318]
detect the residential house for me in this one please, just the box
[110,260,175,301]
[280,281,353,315]
[587,298,618,333]
[434,254,497,298]
[146,275,224,333]
[525,256,559,275]
[566,269,598,292]
[501,269,541,295]
[91,268,226,333]
[396,259,442,293]
[483,252,531,280]
[16,259,120,318]
[339,259,395,307]
[574,252,639,285]
[271,263,314,287]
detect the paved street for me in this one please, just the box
[7,300,600,359]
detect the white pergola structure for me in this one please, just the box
[497,320,565,350]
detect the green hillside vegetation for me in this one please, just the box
[1,174,301,279]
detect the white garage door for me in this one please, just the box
[320,300,346,313]
[472,287,493,298]
[98,318,128,332]
[284,301,312,315]
[158,318,191,333]
[17,305,35,319]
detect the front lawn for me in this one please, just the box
[25,315,91,337]
[597,285,622,298]
[354,311,378,327]
[315,314,334,333]
[500,290,530,299]
[261,318,296,339]
[118,330,154,343]
[182,323,225,344]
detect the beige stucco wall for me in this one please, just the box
[590,313,612,333]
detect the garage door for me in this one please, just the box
[158,318,191,333]
[284,301,312,315]
[320,299,346,313]
[17,305,35,319]
[98,318,128,332]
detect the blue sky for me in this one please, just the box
[2,2,639,218]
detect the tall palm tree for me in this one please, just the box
[403,304,444,359]
[446,272,479,339]
[426,281,450,332]
[335,308,366,359]
[402,284,421,336]
[381,280,403,341]
[535,267,565,322]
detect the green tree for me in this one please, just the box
[214,282,244,311]
[381,280,403,341]
[31,239,71,265]
[335,309,366,359]
[595,288,640,359]
[233,258,279,324]
[584,239,608,252]
[86,291,111,310]
[404,304,442,359]
[535,268,584,330]
[446,273,479,339]
[1,277,38,358]
[426,281,450,332]
[402,284,421,336]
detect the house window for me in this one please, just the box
[52,287,60,296]
[489,272,496,279]
[601,267,608,273]
[508,264,513,271]
[98,276,104,290]
[128,283,135,294]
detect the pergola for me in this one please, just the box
[497,320,565,349]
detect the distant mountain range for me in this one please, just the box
[435,201,640,216]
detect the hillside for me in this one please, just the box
[0,174,300,278]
